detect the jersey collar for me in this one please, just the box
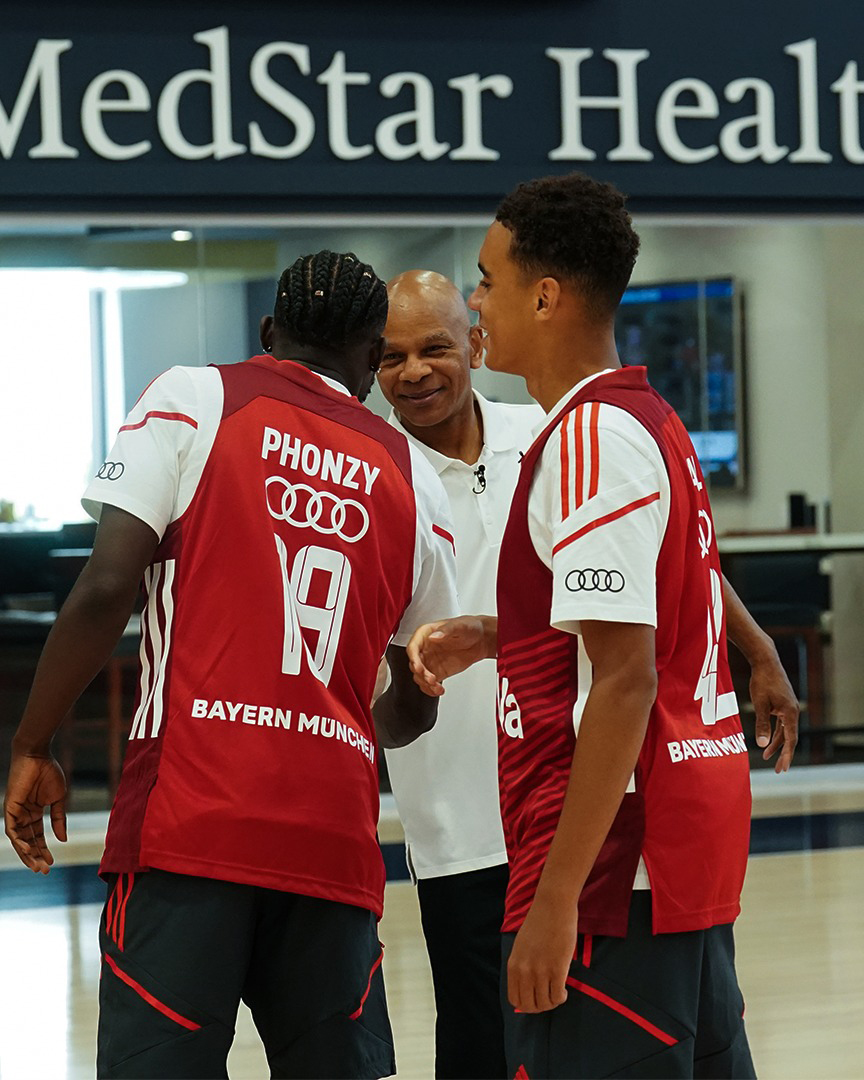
[247,353,353,398]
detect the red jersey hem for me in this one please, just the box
[501,898,742,938]
[100,848,384,918]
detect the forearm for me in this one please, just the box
[13,571,139,755]
[372,645,438,748]
[533,672,654,910]
[722,575,777,665]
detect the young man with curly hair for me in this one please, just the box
[408,175,797,1079]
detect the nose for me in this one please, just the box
[400,354,431,382]
[467,286,482,313]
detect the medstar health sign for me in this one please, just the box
[1,1,863,211]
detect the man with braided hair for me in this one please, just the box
[4,250,459,1079]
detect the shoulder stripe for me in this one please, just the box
[119,410,198,433]
[588,401,601,499]
[552,492,660,556]
[560,411,572,519]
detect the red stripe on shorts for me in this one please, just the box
[565,976,678,1046]
[349,948,384,1021]
[103,953,201,1031]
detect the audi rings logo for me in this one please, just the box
[565,568,626,593]
[265,477,369,543]
[96,461,125,480]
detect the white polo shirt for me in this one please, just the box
[385,391,544,879]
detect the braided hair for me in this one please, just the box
[273,250,388,352]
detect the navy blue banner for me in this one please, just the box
[1,0,863,212]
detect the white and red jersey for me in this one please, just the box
[83,355,458,917]
[496,366,751,937]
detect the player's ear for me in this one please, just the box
[260,315,274,352]
[468,324,484,369]
[369,337,386,373]
[535,277,561,321]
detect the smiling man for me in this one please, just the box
[377,269,542,1078]
[407,174,798,1080]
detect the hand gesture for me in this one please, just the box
[4,753,68,874]
[407,616,494,696]
[750,655,799,772]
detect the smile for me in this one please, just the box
[400,388,443,402]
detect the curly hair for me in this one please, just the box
[274,250,388,351]
[495,172,640,319]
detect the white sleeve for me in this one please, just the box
[529,404,669,634]
[82,366,221,540]
[391,445,460,646]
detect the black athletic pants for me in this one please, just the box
[417,862,509,1079]
[501,892,756,1079]
[97,869,394,1079]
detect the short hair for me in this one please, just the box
[274,250,388,351]
[495,172,640,318]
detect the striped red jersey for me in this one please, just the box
[83,356,458,916]
[496,366,751,936]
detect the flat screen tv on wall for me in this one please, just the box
[615,278,745,490]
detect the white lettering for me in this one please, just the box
[226,700,243,722]
[668,741,683,762]
[275,708,291,729]
[262,426,281,459]
[0,39,77,159]
[81,70,151,160]
[300,441,322,476]
[361,462,380,495]
[279,433,302,470]
[248,41,315,159]
[157,26,246,161]
[785,38,832,163]
[242,704,258,724]
[831,61,864,163]
[447,72,513,160]
[547,47,652,162]
[298,711,320,734]
[321,715,336,737]
[321,448,344,485]
[342,457,362,490]
[720,78,788,163]
[376,71,449,161]
[316,51,372,160]
[258,706,274,726]
[208,700,226,720]
[682,740,698,760]
[497,676,524,739]
[192,698,208,717]
[656,78,719,164]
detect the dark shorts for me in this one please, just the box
[97,869,395,1080]
[501,892,756,1080]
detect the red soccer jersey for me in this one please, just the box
[91,357,456,916]
[496,367,751,936]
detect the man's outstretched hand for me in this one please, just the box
[4,752,68,874]
[407,615,497,696]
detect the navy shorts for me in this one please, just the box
[501,892,756,1079]
[97,869,394,1079]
